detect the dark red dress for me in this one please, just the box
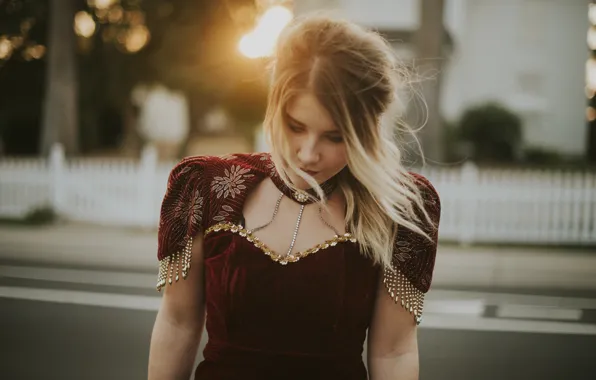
[155,153,440,380]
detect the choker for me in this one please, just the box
[270,168,339,205]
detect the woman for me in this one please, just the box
[148,13,440,380]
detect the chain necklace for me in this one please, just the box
[248,192,341,257]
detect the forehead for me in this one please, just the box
[285,92,337,132]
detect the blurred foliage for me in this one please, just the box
[445,103,589,167]
[457,102,523,164]
[0,204,57,225]
[520,147,590,168]
[522,147,563,165]
[443,119,468,163]
[0,0,269,156]
[24,205,57,224]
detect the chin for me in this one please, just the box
[292,176,315,190]
[288,173,319,189]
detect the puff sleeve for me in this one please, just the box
[156,157,209,291]
[383,172,441,325]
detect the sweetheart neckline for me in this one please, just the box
[204,222,357,265]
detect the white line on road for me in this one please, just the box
[0,286,161,311]
[1,286,595,335]
[4,265,596,313]
[0,265,155,289]
[428,289,596,310]
[496,304,583,321]
[422,314,596,335]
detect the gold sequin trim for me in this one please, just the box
[205,222,357,265]
[156,237,193,292]
[383,266,425,325]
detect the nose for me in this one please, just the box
[296,136,320,167]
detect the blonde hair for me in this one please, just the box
[263,13,436,270]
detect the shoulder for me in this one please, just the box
[167,152,272,185]
[407,171,441,217]
[379,172,441,324]
[408,172,440,202]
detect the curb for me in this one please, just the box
[2,224,596,291]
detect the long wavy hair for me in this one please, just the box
[263,13,436,269]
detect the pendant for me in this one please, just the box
[293,190,308,203]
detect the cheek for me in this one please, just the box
[325,145,348,169]
[283,134,300,156]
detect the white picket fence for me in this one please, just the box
[1,144,595,246]
[0,145,174,229]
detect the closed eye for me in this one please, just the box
[288,123,304,133]
[327,135,344,143]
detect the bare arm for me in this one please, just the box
[148,232,206,380]
[367,277,419,380]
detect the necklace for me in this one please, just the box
[249,192,341,257]
[269,169,338,205]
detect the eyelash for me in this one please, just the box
[288,124,303,133]
[287,123,343,143]
[327,135,344,143]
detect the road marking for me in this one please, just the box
[423,299,486,316]
[0,286,161,311]
[422,314,596,335]
[0,265,155,289]
[428,289,596,310]
[497,304,583,321]
[3,265,596,313]
[1,286,595,335]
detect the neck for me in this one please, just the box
[270,168,339,205]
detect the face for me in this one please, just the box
[282,91,348,189]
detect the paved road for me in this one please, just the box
[1,276,595,380]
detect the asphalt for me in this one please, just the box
[1,223,596,292]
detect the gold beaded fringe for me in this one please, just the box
[205,222,357,265]
[383,266,425,325]
[156,236,193,292]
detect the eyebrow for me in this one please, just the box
[286,114,341,135]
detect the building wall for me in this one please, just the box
[294,0,464,37]
[293,0,590,156]
[441,0,590,155]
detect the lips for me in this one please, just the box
[301,168,319,176]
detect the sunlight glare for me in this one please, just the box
[239,5,293,59]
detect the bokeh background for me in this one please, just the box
[0,1,595,379]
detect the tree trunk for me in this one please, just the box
[414,0,445,162]
[40,0,78,156]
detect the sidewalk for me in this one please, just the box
[1,223,596,291]
[0,223,157,272]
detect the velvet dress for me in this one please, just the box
[155,153,441,380]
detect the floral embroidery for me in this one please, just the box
[393,239,413,262]
[213,204,234,222]
[173,189,203,226]
[219,154,238,161]
[260,154,277,176]
[179,165,192,175]
[211,165,254,199]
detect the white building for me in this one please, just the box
[294,0,591,157]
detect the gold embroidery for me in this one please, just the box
[218,154,238,160]
[210,165,253,199]
[260,154,277,176]
[383,266,425,325]
[205,222,356,265]
[156,237,193,291]
[394,240,413,262]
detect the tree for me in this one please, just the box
[1,0,269,156]
[414,0,446,163]
[459,102,523,163]
[40,0,78,155]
